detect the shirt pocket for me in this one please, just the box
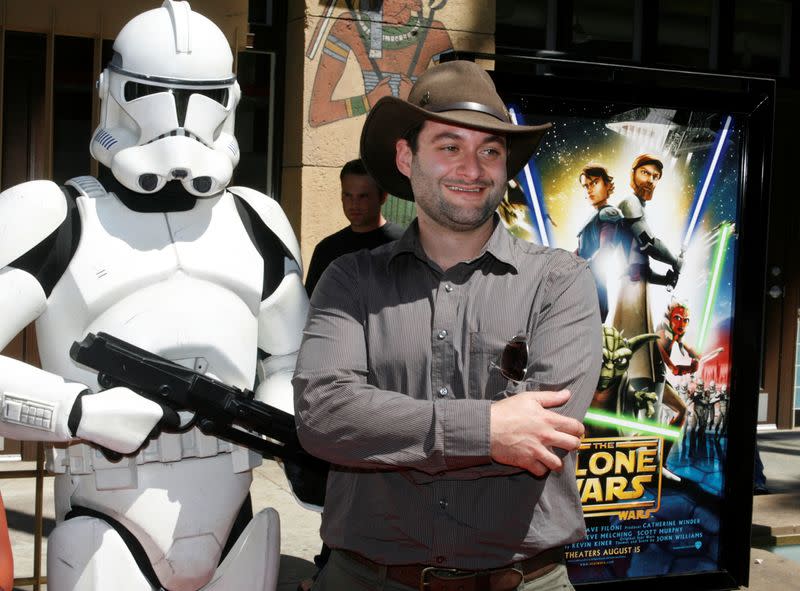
[468,331,510,400]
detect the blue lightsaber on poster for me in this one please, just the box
[508,106,552,247]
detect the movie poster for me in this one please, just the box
[502,106,740,582]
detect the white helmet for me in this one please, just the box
[91,1,241,197]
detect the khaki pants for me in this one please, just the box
[313,550,575,591]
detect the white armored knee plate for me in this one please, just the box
[91,1,241,197]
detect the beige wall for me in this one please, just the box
[0,0,247,50]
[284,0,496,272]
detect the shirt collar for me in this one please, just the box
[388,214,519,272]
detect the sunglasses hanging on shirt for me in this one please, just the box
[490,335,529,398]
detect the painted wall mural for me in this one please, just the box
[307,0,453,127]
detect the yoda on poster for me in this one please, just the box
[501,106,740,582]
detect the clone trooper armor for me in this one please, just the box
[0,3,307,590]
[617,195,682,287]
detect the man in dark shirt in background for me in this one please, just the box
[304,158,403,296]
[299,158,403,591]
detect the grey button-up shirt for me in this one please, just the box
[293,217,601,569]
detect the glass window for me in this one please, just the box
[382,195,415,227]
[656,0,712,69]
[232,51,272,195]
[52,36,94,185]
[570,0,634,60]
[2,32,46,189]
[733,0,784,75]
[495,0,547,54]
[249,0,274,26]
[795,315,800,424]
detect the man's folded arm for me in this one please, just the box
[293,252,601,477]
[525,255,602,425]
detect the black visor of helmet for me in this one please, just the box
[123,82,230,113]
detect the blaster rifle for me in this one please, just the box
[69,332,321,469]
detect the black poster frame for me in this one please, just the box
[445,51,774,591]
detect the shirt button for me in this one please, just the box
[444,284,453,293]
[438,387,449,397]
[439,498,448,509]
[436,329,448,340]
[436,556,445,564]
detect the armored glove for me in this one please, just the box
[68,387,180,456]
[666,251,684,289]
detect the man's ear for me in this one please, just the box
[380,191,389,205]
[396,139,412,179]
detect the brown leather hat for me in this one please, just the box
[359,60,551,201]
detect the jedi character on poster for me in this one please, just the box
[501,107,740,582]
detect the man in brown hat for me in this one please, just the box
[294,60,601,590]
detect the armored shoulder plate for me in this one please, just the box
[227,186,302,269]
[598,205,622,223]
[0,180,68,269]
[66,176,108,199]
[617,195,644,220]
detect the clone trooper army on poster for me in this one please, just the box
[0,2,308,590]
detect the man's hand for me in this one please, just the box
[69,387,180,456]
[489,390,584,477]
